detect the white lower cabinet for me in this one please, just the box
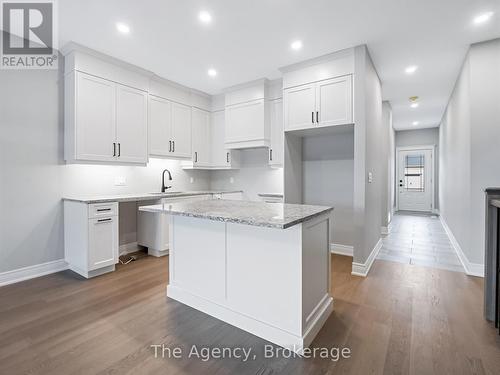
[64,201,119,278]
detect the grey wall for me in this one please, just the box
[439,38,500,266]
[0,68,210,273]
[352,45,384,264]
[395,127,439,209]
[302,130,354,247]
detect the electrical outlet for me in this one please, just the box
[114,176,126,186]
[368,172,373,183]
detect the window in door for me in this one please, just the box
[403,154,425,192]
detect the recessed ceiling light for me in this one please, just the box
[410,103,419,109]
[291,40,303,51]
[405,65,418,74]
[412,121,419,126]
[207,68,217,77]
[199,11,212,24]
[116,22,130,34]
[473,11,494,25]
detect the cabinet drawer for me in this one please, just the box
[88,202,118,219]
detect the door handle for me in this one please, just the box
[117,143,121,157]
[316,111,319,123]
[113,142,116,157]
[169,141,172,152]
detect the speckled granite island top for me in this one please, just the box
[139,199,333,229]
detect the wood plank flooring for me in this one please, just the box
[0,254,499,375]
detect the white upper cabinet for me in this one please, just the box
[191,108,211,167]
[315,75,352,128]
[283,75,352,132]
[73,72,116,162]
[148,96,192,159]
[116,84,148,163]
[149,96,172,156]
[224,79,270,149]
[269,99,284,167]
[283,83,316,131]
[170,102,192,158]
[211,111,239,169]
[66,71,148,164]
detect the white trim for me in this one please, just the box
[381,226,389,235]
[0,259,68,287]
[439,216,484,277]
[351,238,382,277]
[396,144,436,212]
[330,243,353,256]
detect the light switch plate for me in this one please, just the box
[368,172,373,183]
[114,176,126,186]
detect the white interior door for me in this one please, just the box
[398,148,433,212]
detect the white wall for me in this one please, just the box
[209,148,283,201]
[302,131,354,247]
[381,101,393,227]
[439,38,500,267]
[395,127,439,209]
[0,68,210,273]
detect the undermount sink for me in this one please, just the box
[148,191,182,195]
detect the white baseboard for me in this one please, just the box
[119,242,141,256]
[0,259,68,287]
[330,243,353,257]
[439,216,484,277]
[351,238,382,277]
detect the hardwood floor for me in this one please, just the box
[0,254,499,375]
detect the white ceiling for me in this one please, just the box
[59,0,500,130]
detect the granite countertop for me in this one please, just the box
[63,190,242,204]
[139,199,333,229]
[490,199,500,209]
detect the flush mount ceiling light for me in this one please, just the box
[199,11,212,24]
[473,11,494,25]
[207,68,217,77]
[410,103,419,109]
[290,40,303,51]
[116,22,130,34]
[409,96,419,108]
[405,65,418,74]
[412,121,419,126]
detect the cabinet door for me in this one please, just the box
[225,99,265,143]
[283,83,316,131]
[269,99,283,166]
[316,75,353,128]
[210,111,229,167]
[191,108,210,166]
[171,102,192,158]
[116,84,148,163]
[75,72,116,162]
[149,95,172,156]
[88,216,118,271]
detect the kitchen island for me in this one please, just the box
[139,199,334,352]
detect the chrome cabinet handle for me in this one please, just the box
[316,111,319,123]
[226,152,229,163]
[97,218,112,223]
[113,143,116,156]
[97,208,111,212]
[117,143,121,157]
[169,141,172,152]
[172,141,175,153]
[312,112,314,123]
[195,151,198,163]
[270,149,273,161]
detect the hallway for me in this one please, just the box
[378,213,465,273]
